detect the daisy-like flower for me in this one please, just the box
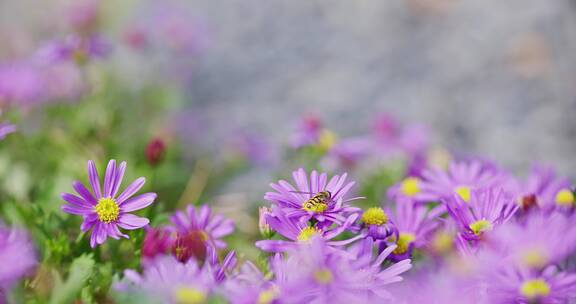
[387,175,439,204]
[223,260,280,304]
[169,204,235,262]
[445,187,518,242]
[290,114,323,149]
[385,198,442,261]
[359,207,397,240]
[37,34,111,65]
[486,265,576,303]
[417,160,506,203]
[0,224,37,292]
[508,165,573,212]
[488,212,576,271]
[272,237,412,303]
[61,160,156,248]
[255,208,364,253]
[117,255,215,304]
[264,168,361,228]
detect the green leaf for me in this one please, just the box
[49,254,95,304]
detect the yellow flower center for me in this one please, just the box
[257,286,279,304]
[175,287,206,304]
[520,279,551,299]
[314,268,334,284]
[95,198,120,223]
[392,233,416,255]
[521,249,548,268]
[400,177,421,197]
[469,219,493,236]
[555,189,574,206]
[302,202,329,213]
[297,226,322,242]
[361,207,389,225]
[318,129,338,151]
[431,231,454,254]
[455,186,472,202]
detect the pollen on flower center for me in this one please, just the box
[392,233,416,255]
[314,268,334,284]
[401,177,421,197]
[174,287,206,304]
[520,279,551,299]
[555,189,574,206]
[522,249,548,268]
[95,198,120,223]
[362,207,388,225]
[469,219,493,236]
[455,186,472,203]
[297,226,322,242]
[257,286,279,304]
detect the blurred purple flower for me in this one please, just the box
[36,34,111,65]
[486,265,576,303]
[419,160,507,203]
[0,224,36,292]
[169,204,235,262]
[488,212,576,271]
[290,114,323,148]
[264,168,361,227]
[272,237,411,302]
[61,160,156,248]
[117,255,216,303]
[0,62,44,106]
[508,165,573,212]
[360,207,397,240]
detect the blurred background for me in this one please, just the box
[1,0,575,180]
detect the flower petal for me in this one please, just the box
[116,177,146,204]
[88,160,102,199]
[111,161,127,198]
[62,204,93,215]
[117,214,149,230]
[103,159,117,198]
[72,181,97,205]
[61,192,93,208]
[120,193,156,212]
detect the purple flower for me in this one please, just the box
[264,168,361,227]
[118,248,236,303]
[272,237,412,302]
[255,208,364,253]
[169,204,235,262]
[419,160,507,203]
[117,255,215,303]
[0,224,36,291]
[360,207,397,240]
[61,160,156,248]
[385,198,442,261]
[0,120,16,140]
[445,187,518,242]
[0,62,44,106]
[387,175,440,203]
[223,261,279,304]
[37,34,111,65]
[324,136,373,169]
[290,114,323,148]
[486,265,576,303]
[508,165,573,212]
[488,212,576,271]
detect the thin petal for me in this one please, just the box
[111,161,127,198]
[120,193,156,212]
[73,181,97,205]
[117,214,149,230]
[116,177,146,204]
[103,159,117,198]
[61,193,93,208]
[88,160,102,199]
[62,204,93,215]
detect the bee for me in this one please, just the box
[290,190,366,213]
[290,190,332,212]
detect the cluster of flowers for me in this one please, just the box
[2,156,576,303]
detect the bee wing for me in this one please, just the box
[289,190,315,194]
